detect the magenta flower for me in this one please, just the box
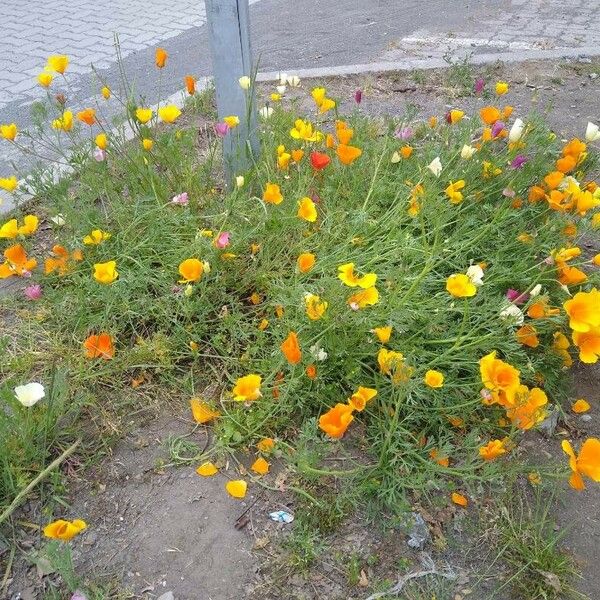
[506,289,530,305]
[354,89,363,104]
[474,78,485,94]
[491,121,505,138]
[214,122,229,137]
[511,155,528,169]
[171,192,189,205]
[24,284,42,300]
[214,231,230,249]
[395,127,413,140]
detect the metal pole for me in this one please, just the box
[205,0,259,184]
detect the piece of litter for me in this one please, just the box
[269,510,294,524]
[407,512,430,549]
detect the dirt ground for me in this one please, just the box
[3,58,600,600]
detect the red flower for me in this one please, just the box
[310,151,330,170]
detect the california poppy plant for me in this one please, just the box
[297,252,316,273]
[263,183,283,205]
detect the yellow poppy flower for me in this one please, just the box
[263,183,283,205]
[232,374,262,402]
[135,108,153,124]
[337,263,377,288]
[158,105,181,123]
[424,370,444,388]
[178,258,204,283]
[196,462,218,476]
[226,479,247,498]
[297,197,317,222]
[305,293,328,320]
[251,457,270,475]
[446,274,476,298]
[83,229,111,245]
[43,518,86,541]
[93,260,118,284]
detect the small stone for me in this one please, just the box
[580,414,592,422]
[157,592,175,600]
[590,73,598,79]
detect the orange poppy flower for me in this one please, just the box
[155,47,168,68]
[281,331,302,365]
[562,438,600,490]
[318,403,354,439]
[348,386,377,411]
[306,364,317,379]
[429,448,449,467]
[556,155,577,173]
[479,439,507,461]
[185,75,196,95]
[528,185,546,202]
[83,332,114,359]
[297,252,316,273]
[76,108,96,125]
[0,244,37,278]
[336,144,362,165]
[480,106,501,125]
[263,183,283,205]
[44,245,82,276]
[544,171,564,190]
[516,324,539,348]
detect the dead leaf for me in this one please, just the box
[538,570,561,592]
[274,471,288,492]
[35,556,55,578]
[253,536,270,550]
[358,569,369,587]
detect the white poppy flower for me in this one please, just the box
[276,85,286,95]
[235,175,245,188]
[585,122,600,142]
[529,284,542,297]
[509,118,525,142]
[14,382,45,407]
[287,75,301,87]
[500,304,524,325]
[427,157,442,177]
[466,265,484,286]
[238,76,251,90]
[259,106,274,119]
[51,214,65,226]
[461,144,476,159]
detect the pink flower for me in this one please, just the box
[502,187,515,198]
[354,89,362,104]
[171,192,189,205]
[214,122,229,137]
[506,289,530,305]
[474,78,485,94]
[511,155,528,169]
[93,148,106,162]
[24,284,42,300]
[394,127,413,140]
[214,231,230,249]
[491,121,505,138]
